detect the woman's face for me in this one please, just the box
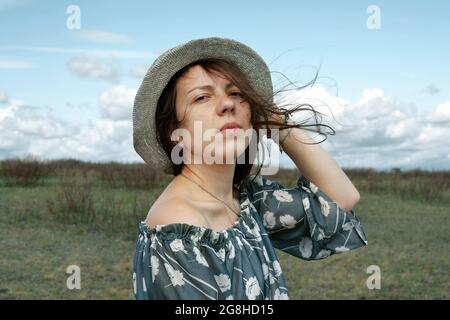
[174,65,253,165]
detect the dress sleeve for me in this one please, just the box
[133,224,234,300]
[243,174,368,261]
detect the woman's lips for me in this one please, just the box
[220,127,243,135]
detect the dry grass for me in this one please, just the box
[1,157,449,299]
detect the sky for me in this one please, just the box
[1,0,449,171]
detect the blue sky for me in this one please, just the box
[1,0,449,170]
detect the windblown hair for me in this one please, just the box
[154,58,335,188]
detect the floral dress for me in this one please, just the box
[132,174,368,300]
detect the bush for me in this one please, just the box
[0,155,51,186]
[46,169,96,224]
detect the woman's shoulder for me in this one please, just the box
[145,194,205,230]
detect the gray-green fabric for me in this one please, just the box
[132,174,368,300]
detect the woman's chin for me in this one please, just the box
[207,148,247,165]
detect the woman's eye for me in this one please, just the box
[194,92,242,103]
[195,96,207,102]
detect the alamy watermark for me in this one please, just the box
[366,265,381,289]
[66,5,81,30]
[66,265,81,290]
[169,121,283,175]
[367,5,381,30]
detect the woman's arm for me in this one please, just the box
[278,126,360,213]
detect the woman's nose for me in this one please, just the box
[217,93,235,115]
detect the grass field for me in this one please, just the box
[0,159,449,299]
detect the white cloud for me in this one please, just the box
[0,91,9,103]
[1,85,449,170]
[99,85,136,120]
[278,85,450,170]
[0,97,138,162]
[75,29,131,44]
[276,84,349,128]
[130,65,149,78]
[0,58,33,69]
[0,101,78,139]
[8,45,155,59]
[0,100,80,158]
[67,55,118,82]
[0,0,29,11]
[32,119,134,161]
[428,101,450,124]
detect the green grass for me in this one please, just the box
[281,191,449,299]
[1,179,449,299]
[0,220,135,299]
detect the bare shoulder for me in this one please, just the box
[145,196,204,228]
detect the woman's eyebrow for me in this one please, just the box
[186,83,236,96]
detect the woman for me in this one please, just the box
[132,37,368,300]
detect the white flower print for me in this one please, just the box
[190,229,204,243]
[216,248,226,262]
[335,246,350,252]
[298,237,313,259]
[262,246,270,262]
[242,205,250,216]
[279,214,297,229]
[250,224,261,238]
[272,260,282,277]
[253,221,261,232]
[235,236,243,249]
[242,220,253,234]
[274,288,289,300]
[241,237,254,251]
[150,237,157,249]
[273,190,293,203]
[214,274,231,292]
[302,197,310,211]
[193,246,209,267]
[210,231,220,243]
[318,196,330,217]
[150,255,160,282]
[164,263,185,287]
[262,263,269,279]
[315,249,332,259]
[226,294,234,300]
[169,238,188,254]
[142,277,147,292]
[309,181,319,193]
[303,187,311,194]
[316,227,325,241]
[133,272,137,295]
[263,211,276,229]
[245,276,261,300]
[342,221,353,232]
[268,273,275,285]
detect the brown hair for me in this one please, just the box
[154,58,334,188]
